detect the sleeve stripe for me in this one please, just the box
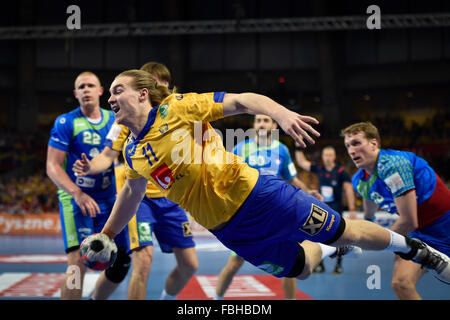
[213,91,226,103]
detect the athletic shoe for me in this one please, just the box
[332,262,343,274]
[397,237,450,284]
[330,245,362,259]
[312,261,325,273]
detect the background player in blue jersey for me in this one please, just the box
[296,145,356,274]
[214,114,321,300]
[73,62,198,300]
[46,71,130,300]
[342,122,450,299]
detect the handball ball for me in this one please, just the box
[80,233,118,270]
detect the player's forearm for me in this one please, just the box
[46,162,82,196]
[390,216,417,235]
[363,198,378,221]
[294,151,311,171]
[89,152,115,175]
[391,191,419,234]
[291,177,309,190]
[102,179,146,238]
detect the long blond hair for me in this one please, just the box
[117,69,173,106]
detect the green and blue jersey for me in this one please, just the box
[233,138,297,181]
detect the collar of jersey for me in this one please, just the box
[133,106,159,144]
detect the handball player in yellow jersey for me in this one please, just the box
[82,69,450,283]
[74,63,198,300]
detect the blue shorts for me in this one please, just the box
[59,193,128,253]
[409,210,450,256]
[211,174,344,278]
[127,197,195,253]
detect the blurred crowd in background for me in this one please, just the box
[0,109,449,215]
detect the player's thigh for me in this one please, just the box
[152,202,195,253]
[172,246,198,271]
[132,245,154,271]
[232,240,304,279]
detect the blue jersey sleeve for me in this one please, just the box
[232,142,242,157]
[377,153,415,197]
[48,114,72,152]
[280,145,297,181]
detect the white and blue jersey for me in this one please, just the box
[48,107,117,199]
[233,138,297,180]
[352,149,450,255]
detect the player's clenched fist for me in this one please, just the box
[73,153,91,177]
[80,233,118,270]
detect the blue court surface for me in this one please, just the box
[0,233,449,300]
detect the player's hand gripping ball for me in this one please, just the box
[80,233,118,270]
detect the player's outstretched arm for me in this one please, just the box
[222,93,320,148]
[73,147,120,176]
[101,176,148,239]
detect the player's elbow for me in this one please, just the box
[45,160,57,180]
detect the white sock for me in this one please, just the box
[213,294,223,300]
[160,289,177,300]
[386,230,410,253]
[318,243,337,259]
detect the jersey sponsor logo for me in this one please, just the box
[326,214,335,231]
[75,176,95,188]
[256,261,284,276]
[160,103,169,119]
[300,204,328,236]
[89,147,100,158]
[175,94,184,101]
[151,163,174,189]
[138,222,152,242]
[384,172,405,194]
[182,222,193,237]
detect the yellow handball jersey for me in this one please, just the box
[109,122,165,198]
[123,92,259,229]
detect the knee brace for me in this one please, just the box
[285,244,306,278]
[105,248,131,283]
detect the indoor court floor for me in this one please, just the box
[0,230,449,300]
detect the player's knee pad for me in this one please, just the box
[105,248,131,283]
[284,244,306,278]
